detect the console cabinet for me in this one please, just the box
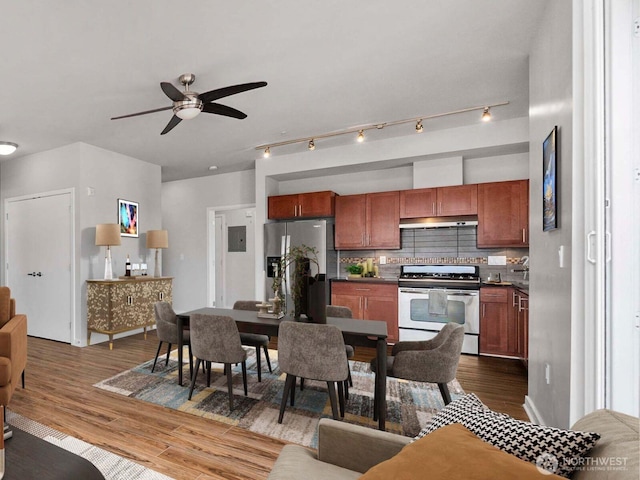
[335,191,400,249]
[331,281,398,343]
[268,191,336,219]
[400,184,478,218]
[87,277,172,349]
[477,180,529,247]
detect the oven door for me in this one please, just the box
[398,287,479,335]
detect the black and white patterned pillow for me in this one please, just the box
[414,394,600,478]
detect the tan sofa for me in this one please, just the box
[0,286,27,408]
[268,409,639,479]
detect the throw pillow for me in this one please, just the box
[361,423,564,480]
[414,393,600,478]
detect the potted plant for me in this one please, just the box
[347,263,363,279]
[278,244,320,318]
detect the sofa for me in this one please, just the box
[0,286,27,408]
[268,409,639,479]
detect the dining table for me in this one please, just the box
[176,307,388,431]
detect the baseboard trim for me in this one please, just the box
[524,395,547,425]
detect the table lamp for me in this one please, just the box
[146,230,168,277]
[95,224,121,280]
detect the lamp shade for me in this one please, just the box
[95,224,121,246]
[146,230,168,249]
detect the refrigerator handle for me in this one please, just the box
[285,235,292,295]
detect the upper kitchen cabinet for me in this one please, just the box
[399,184,478,218]
[477,180,529,248]
[335,191,400,249]
[268,191,336,220]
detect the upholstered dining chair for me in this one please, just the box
[371,322,464,416]
[187,313,248,411]
[152,302,193,378]
[233,300,273,382]
[324,305,355,397]
[277,321,349,423]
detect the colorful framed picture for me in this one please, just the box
[118,199,139,237]
[543,126,558,231]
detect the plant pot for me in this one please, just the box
[348,274,362,279]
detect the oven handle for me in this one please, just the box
[399,289,479,296]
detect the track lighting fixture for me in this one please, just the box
[256,101,508,157]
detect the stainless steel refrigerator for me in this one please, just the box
[264,219,337,315]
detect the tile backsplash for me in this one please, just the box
[338,226,529,282]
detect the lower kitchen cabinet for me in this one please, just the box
[480,287,518,357]
[331,281,398,343]
[87,277,172,349]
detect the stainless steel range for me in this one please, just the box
[398,265,480,355]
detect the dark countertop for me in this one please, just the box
[481,281,529,294]
[331,277,399,284]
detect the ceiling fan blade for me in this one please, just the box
[202,102,248,119]
[161,82,187,102]
[198,81,267,103]
[111,106,172,120]
[160,115,182,135]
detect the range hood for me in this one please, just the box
[399,216,478,229]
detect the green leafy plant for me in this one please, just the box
[347,264,363,275]
[275,244,320,317]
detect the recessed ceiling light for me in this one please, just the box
[208,165,218,171]
[0,142,18,155]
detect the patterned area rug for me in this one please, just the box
[94,348,464,448]
[6,410,173,480]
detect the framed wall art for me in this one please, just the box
[118,199,139,237]
[542,126,558,231]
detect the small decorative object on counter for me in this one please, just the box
[347,264,363,279]
[125,254,132,276]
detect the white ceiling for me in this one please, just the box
[1,1,547,182]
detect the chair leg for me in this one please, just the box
[263,345,273,373]
[278,374,296,424]
[151,341,163,372]
[187,342,194,379]
[344,379,349,400]
[241,361,248,396]
[165,343,172,366]
[299,377,305,391]
[206,361,211,387]
[337,381,345,418]
[255,346,262,382]
[348,366,353,387]
[21,370,25,389]
[290,376,296,406]
[438,383,452,405]
[188,358,201,400]
[373,388,378,422]
[327,382,339,420]
[226,363,234,410]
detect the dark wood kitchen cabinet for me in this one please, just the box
[400,184,478,218]
[477,180,529,247]
[331,281,398,343]
[515,290,529,367]
[335,191,400,249]
[268,191,336,219]
[479,287,518,357]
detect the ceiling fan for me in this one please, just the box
[111,73,267,135]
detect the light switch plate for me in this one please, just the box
[379,255,387,265]
[488,255,507,265]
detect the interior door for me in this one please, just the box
[6,193,72,342]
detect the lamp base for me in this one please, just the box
[154,248,161,277]
[104,248,114,280]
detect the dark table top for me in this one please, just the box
[4,426,105,480]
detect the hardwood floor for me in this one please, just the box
[10,334,528,479]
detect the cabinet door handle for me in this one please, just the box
[432,203,436,215]
[359,297,363,311]
[512,291,518,307]
[299,204,302,217]
[294,205,298,217]
[362,233,365,246]
[127,295,133,305]
[518,297,525,312]
[364,297,368,310]
[158,292,164,301]
[522,228,526,243]
[482,304,486,317]
[355,288,370,291]
[439,202,442,214]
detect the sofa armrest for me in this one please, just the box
[317,419,411,473]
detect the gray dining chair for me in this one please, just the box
[277,321,349,423]
[187,313,248,410]
[233,300,273,382]
[152,302,193,378]
[371,322,464,415]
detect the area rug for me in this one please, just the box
[6,410,173,480]
[94,348,464,448]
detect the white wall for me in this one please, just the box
[161,170,255,312]
[464,152,530,184]
[0,142,161,346]
[526,0,574,427]
[219,207,256,308]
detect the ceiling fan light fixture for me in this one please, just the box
[415,120,424,133]
[175,106,202,120]
[481,107,492,122]
[264,147,271,158]
[0,142,18,155]
[308,139,315,151]
[357,130,365,143]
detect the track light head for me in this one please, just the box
[308,139,315,151]
[263,147,271,158]
[481,107,491,122]
[357,130,365,143]
[415,120,424,133]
